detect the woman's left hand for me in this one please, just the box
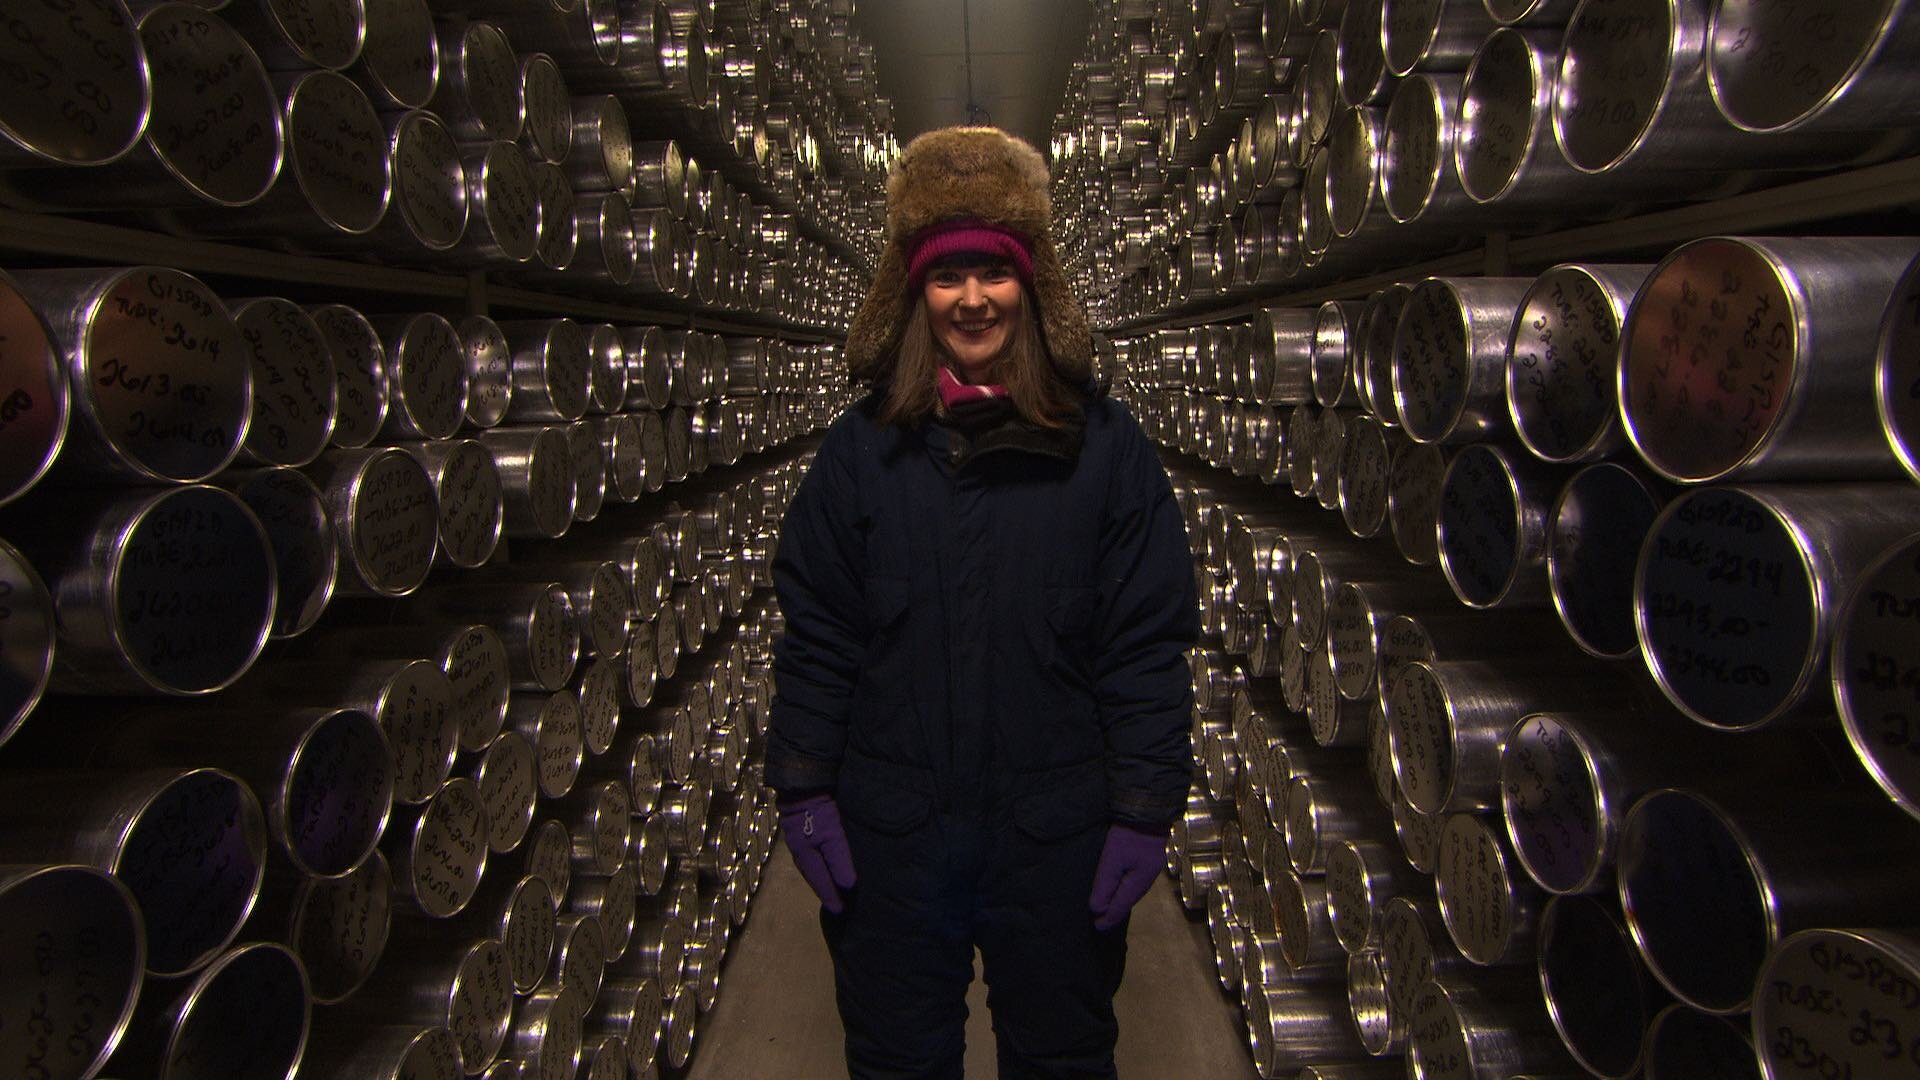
[1088,824,1167,931]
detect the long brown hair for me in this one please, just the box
[875,284,1083,429]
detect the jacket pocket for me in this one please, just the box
[1012,759,1109,842]
[836,749,934,835]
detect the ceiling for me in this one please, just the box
[848,0,1095,156]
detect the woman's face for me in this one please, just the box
[923,261,1023,382]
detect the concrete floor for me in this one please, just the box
[682,849,1258,1078]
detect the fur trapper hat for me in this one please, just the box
[844,126,1092,383]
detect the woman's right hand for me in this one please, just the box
[777,793,858,913]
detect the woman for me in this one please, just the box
[766,126,1198,1079]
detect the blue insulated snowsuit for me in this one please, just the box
[767,386,1200,1079]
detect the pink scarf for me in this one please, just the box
[937,366,1010,409]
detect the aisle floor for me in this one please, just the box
[684,848,1257,1078]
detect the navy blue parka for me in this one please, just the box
[766,384,1200,836]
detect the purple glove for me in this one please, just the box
[778,794,857,913]
[1089,824,1167,931]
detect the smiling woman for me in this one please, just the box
[766,125,1199,1080]
[922,259,1022,380]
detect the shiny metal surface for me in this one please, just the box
[0,540,55,748]
[349,0,437,109]
[378,110,468,255]
[1620,236,1920,483]
[1504,264,1648,464]
[290,849,393,1003]
[1752,928,1920,1080]
[15,266,252,483]
[1833,534,1920,824]
[0,766,265,976]
[142,941,310,1080]
[512,691,585,801]
[1383,0,1498,76]
[1707,0,1920,138]
[430,19,523,143]
[504,319,593,423]
[311,302,389,449]
[399,438,505,570]
[1381,74,1466,227]
[310,447,440,597]
[1391,276,1531,444]
[1535,893,1658,1079]
[518,53,573,166]
[1435,442,1557,609]
[390,777,489,918]
[0,268,67,507]
[0,864,145,1078]
[1643,1003,1759,1080]
[14,5,278,209]
[1543,462,1662,659]
[175,69,388,238]
[375,313,469,440]
[477,426,576,540]
[1407,975,1577,1080]
[473,730,538,855]
[297,1023,462,1080]
[0,1,151,167]
[1618,787,1920,1014]
[1634,484,1920,730]
[34,484,276,696]
[1552,0,1777,176]
[232,298,338,468]
[1433,811,1541,966]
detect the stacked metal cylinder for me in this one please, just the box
[1052,0,1920,328]
[1064,1,1920,1079]
[0,1,885,1078]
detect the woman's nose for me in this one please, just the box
[959,278,988,307]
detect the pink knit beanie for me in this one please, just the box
[905,219,1035,291]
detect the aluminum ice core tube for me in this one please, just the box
[14,266,251,483]
[347,0,437,109]
[13,4,281,210]
[0,540,55,750]
[231,299,339,469]
[309,447,440,597]
[429,19,522,143]
[0,864,145,1079]
[290,850,392,1003]
[373,313,469,441]
[0,0,150,168]
[0,767,266,976]
[1618,787,1920,1014]
[308,303,387,450]
[1435,442,1558,609]
[1536,893,1664,1080]
[135,941,311,1080]
[472,731,538,855]
[31,484,276,696]
[1754,927,1920,1080]
[375,110,469,256]
[1619,236,1920,483]
[1390,276,1531,445]
[1833,533,1920,823]
[1706,0,1920,142]
[1504,264,1649,465]
[1546,462,1664,660]
[1434,811,1542,966]
[389,777,489,918]
[1634,483,1920,730]
[398,438,505,570]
